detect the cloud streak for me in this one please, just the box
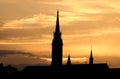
[0,0,120,68]
[0,50,35,57]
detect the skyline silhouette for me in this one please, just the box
[0,10,120,79]
[1,0,120,68]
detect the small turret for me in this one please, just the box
[89,49,93,64]
[67,55,71,66]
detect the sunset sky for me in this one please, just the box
[0,0,120,69]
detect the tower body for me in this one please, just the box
[51,11,63,67]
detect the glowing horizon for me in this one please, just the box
[0,0,120,68]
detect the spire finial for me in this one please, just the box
[91,45,92,55]
[90,38,93,57]
[90,49,93,58]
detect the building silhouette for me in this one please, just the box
[51,10,63,67]
[1,10,120,79]
[0,63,18,79]
[19,11,110,79]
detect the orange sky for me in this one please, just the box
[0,0,120,68]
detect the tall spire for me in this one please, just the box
[51,10,63,67]
[55,10,60,33]
[90,49,93,58]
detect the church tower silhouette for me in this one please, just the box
[51,10,63,67]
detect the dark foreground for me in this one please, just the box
[1,64,120,79]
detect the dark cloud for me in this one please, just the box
[0,50,35,57]
[0,49,51,70]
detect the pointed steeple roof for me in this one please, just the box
[90,49,93,58]
[90,44,93,58]
[89,47,93,64]
[55,10,60,33]
[67,55,71,65]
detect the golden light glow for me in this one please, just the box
[40,57,88,64]
[0,0,120,68]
